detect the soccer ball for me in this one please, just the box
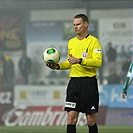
[42,47,60,64]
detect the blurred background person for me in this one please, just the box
[121,55,132,83]
[106,42,117,71]
[107,68,120,84]
[18,51,32,84]
[106,42,117,63]
[3,55,15,88]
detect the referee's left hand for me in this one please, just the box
[68,54,79,64]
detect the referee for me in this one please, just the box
[46,14,102,133]
[122,61,133,99]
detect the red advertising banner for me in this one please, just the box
[1,105,107,126]
[1,106,87,126]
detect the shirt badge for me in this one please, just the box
[82,52,88,58]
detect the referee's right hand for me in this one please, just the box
[46,63,60,70]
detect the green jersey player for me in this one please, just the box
[122,61,133,99]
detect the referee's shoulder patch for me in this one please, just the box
[94,49,102,53]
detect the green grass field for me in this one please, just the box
[0,126,133,133]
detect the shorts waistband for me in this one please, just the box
[71,76,96,79]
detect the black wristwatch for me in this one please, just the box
[78,58,82,64]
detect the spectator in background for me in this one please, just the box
[122,55,132,71]
[106,42,117,71]
[19,51,32,84]
[3,55,15,87]
[121,55,132,83]
[106,42,117,62]
[107,68,120,84]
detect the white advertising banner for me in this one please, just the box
[14,85,66,107]
[99,18,132,54]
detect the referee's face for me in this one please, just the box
[73,18,88,35]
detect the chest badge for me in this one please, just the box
[82,52,88,58]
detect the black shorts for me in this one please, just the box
[64,77,99,114]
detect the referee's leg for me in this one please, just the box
[66,111,79,133]
[86,113,98,133]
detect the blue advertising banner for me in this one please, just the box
[99,85,133,108]
[27,21,63,42]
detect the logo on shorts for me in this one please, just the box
[91,106,95,110]
[65,102,76,108]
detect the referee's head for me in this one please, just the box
[74,14,89,24]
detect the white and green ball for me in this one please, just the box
[43,47,60,64]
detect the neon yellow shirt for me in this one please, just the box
[59,35,102,77]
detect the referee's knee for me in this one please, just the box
[67,117,78,124]
[67,111,78,124]
[87,119,96,126]
[86,113,96,126]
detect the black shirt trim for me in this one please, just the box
[85,34,89,38]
